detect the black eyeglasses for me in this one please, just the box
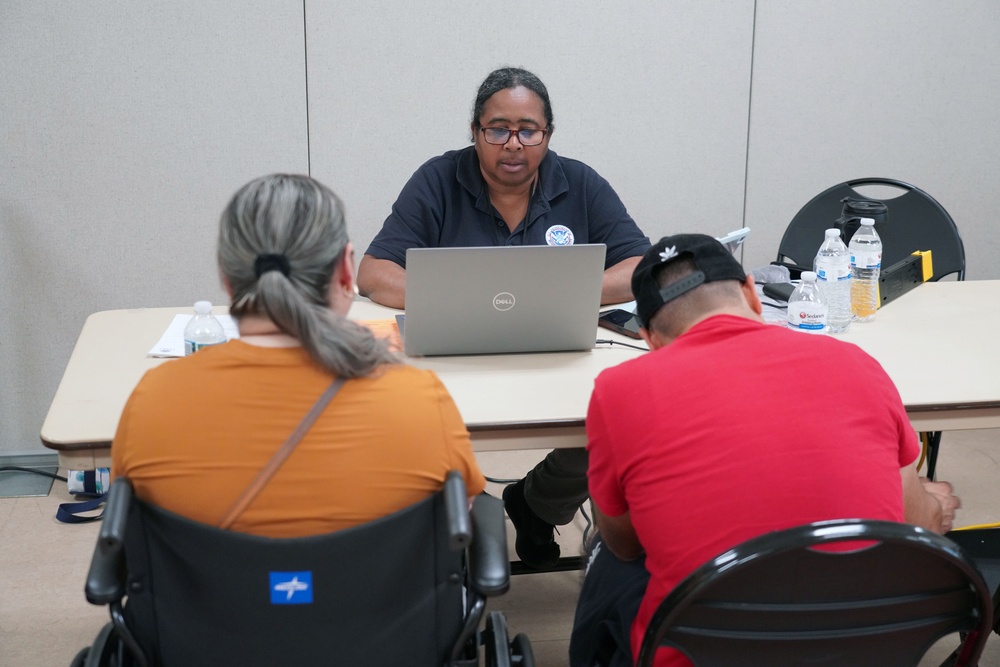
[479,127,549,146]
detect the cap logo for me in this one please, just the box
[659,246,678,262]
[545,225,574,246]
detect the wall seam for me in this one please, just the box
[741,0,758,228]
[303,0,312,175]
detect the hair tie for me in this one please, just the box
[254,253,291,278]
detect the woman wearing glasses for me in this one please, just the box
[358,68,650,571]
[357,66,649,310]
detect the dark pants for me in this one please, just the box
[524,447,590,525]
[570,535,650,667]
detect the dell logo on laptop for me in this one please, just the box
[493,292,515,311]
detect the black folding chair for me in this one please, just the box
[72,472,534,667]
[776,177,965,480]
[776,177,965,281]
[636,519,993,667]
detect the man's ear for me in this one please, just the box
[742,274,762,315]
[639,326,663,351]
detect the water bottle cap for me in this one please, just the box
[801,271,817,282]
[860,218,875,226]
[193,300,213,314]
[824,228,840,237]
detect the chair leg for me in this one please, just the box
[925,431,943,481]
[937,644,963,667]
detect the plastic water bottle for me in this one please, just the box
[814,228,852,333]
[787,272,827,334]
[849,218,882,323]
[183,301,227,355]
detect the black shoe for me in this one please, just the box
[502,479,560,569]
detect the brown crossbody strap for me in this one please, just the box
[219,378,346,530]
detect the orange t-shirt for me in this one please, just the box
[112,340,485,537]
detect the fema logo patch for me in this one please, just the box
[270,571,313,605]
[545,225,574,246]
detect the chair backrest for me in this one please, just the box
[777,178,965,280]
[946,527,1000,637]
[120,485,466,666]
[636,519,993,667]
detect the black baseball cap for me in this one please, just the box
[631,233,748,327]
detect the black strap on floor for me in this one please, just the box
[56,494,107,523]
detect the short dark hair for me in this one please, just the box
[471,67,554,132]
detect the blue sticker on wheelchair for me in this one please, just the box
[270,571,313,604]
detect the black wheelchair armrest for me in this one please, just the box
[468,493,511,597]
[84,478,132,605]
[444,471,472,551]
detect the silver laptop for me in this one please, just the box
[402,244,606,356]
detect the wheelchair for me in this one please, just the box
[72,472,534,666]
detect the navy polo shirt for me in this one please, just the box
[365,146,650,268]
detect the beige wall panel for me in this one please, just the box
[306,0,754,254]
[0,1,308,454]
[743,0,1000,278]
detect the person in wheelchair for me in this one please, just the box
[112,173,485,536]
[77,174,536,667]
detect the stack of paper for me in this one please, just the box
[148,314,240,357]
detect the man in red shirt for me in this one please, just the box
[570,234,961,667]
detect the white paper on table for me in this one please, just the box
[148,314,240,357]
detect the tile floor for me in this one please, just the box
[1,429,998,666]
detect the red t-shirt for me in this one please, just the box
[587,315,919,666]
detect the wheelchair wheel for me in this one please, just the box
[483,611,512,667]
[83,623,118,667]
[511,632,535,667]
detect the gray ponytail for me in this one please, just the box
[218,174,398,378]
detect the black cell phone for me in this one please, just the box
[598,309,642,339]
[762,282,796,303]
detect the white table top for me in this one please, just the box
[39,300,643,454]
[40,280,1000,463]
[833,280,1000,430]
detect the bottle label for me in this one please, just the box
[185,340,225,355]
[787,300,828,333]
[815,257,851,282]
[850,249,881,269]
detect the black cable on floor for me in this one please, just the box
[0,466,68,482]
